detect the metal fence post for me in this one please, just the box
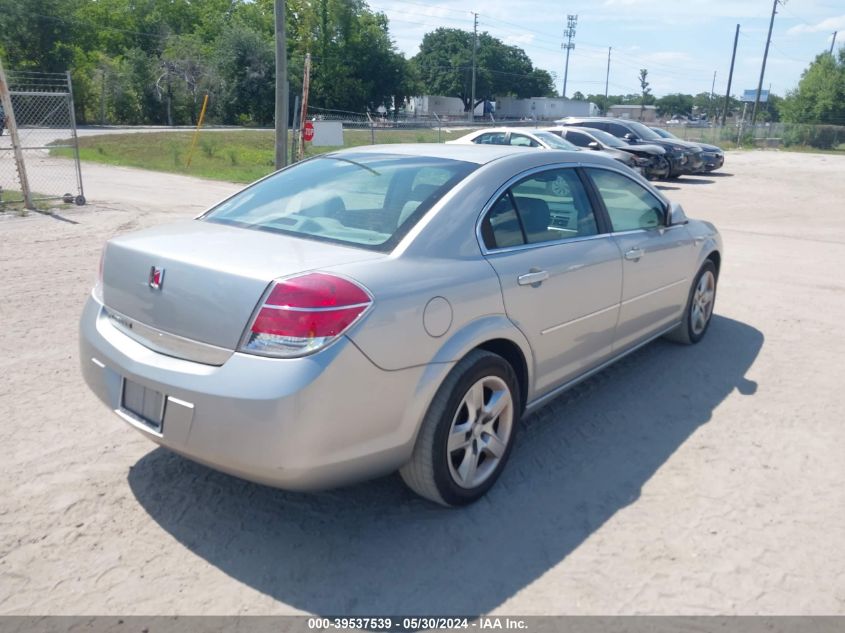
[0,58,34,209]
[65,71,85,205]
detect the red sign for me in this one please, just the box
[303,121,315,142]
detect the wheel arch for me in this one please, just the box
[706,249,721,277]
[475,338,529,413]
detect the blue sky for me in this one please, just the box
[368,0,845,98]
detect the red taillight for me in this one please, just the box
[240,273,372,357]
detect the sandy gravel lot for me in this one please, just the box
[1,150,844,615]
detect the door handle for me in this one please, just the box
[518,270,549,286]
[624,248,645,261]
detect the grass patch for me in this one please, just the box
[50,128,474,183]
[0,189,68,215]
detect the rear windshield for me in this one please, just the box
[202,153,478,251]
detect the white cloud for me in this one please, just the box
[504,34,536,46]
[787,14,845,35]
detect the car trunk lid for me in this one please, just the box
[102,220,384,352]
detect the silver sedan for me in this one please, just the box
[80,144,722,506]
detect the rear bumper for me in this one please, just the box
[79,296,434,490]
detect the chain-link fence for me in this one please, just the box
[296,106,555,159]
[645,121,845,150]
[0,68,85,209]
[295,107,845,156]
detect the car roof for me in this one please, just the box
[330,142,539,165]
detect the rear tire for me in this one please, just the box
[665,260,718,345]
[400,350,521,507]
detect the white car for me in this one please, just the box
[449,128,643,173]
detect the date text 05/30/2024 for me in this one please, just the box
[307,617,528,630]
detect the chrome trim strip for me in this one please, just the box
[167,396,194,409]
[525,321,681,414]
[540,304,619,335]
[104,307,233,366]
[262,302,371,312]
[620,278,688,307]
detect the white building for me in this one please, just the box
[495,97,599,120]
[608,104,658,122]
[407,96,467,118]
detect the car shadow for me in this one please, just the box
[674,177,716,185]
[129,315,762,615]
[655,185,680,191]
[707,172,734,178]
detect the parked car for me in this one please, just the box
[557,117,705,178]
[545,125,669,180]
[448,127,644,174]
[80,144,722,506]
[650,126,724,172]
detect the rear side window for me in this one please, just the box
[474,132,507,145]
[509,134,538,147]
[481,168,599,249]
[586,168,665,231]
[203,154,477,252]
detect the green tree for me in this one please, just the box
[638,69,651,119]
[412,28,554,112]
[0,0,89,71]
[212,24,275,125]
[656,93,693,118]
[780,51,845,125]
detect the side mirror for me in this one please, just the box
[587,141,601,150]
[623,133,638,143]
[667,201,688,226]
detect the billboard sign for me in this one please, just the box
[742,89,769,103]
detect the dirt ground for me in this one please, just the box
[1,150,843,615]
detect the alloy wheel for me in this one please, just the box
[446,376,514,489]
[690,270,716,335]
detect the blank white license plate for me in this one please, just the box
[121,379,164,432]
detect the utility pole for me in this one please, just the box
[751,0,782,126]
[561,14,577,98]
[831,31,838,55]
[709,70,717,120]
[469,12,478,122]
[722,23,740,126]
[297,53,311,161]
[604,47,611,104]
[274,0,288,170]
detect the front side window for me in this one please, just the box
[481,168,599,249]
[563,130,591,147]
[203,154,477,251]
[586,168,665,232]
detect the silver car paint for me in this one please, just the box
[80,144,722,490]
[103,221,384,352]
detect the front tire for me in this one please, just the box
[665,260,718,344]
[400,350,521,507]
